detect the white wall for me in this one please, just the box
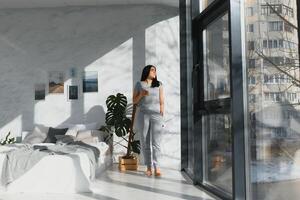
[0,5,180,169]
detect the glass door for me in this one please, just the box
[192,1,232,198]
[202,12,232,195]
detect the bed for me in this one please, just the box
[0,125,112,194]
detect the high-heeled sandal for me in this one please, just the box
[154,169,161,177]
[146,168,152,176]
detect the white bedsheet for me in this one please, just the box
[0,142,111,193]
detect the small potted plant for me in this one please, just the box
[0,132,16,145]
[100,93,140,171]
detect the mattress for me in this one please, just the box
[0,142,112,193]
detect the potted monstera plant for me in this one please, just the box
[100,93,140,171]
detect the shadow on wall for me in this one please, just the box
[0,5,179,137]
[56,105,106,128]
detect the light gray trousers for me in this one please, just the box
[136,109,164,168]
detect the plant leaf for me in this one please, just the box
[131,140,140,154]
[115,117,131,137]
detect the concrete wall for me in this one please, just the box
[0,5,180,169]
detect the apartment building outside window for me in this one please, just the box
[246,0,300,199]
[182,0,300,199]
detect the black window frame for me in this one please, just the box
[187,0,247,199]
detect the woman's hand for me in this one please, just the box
[160,110,164,116]
[140,89,149,97]
[133,89,148,105]
[160,105,164,116]
[159,85,164,117]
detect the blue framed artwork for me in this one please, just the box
[83,71,98,93]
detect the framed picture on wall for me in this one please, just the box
[49,71,64,94]
[83,71,98,93]
[35,83,46,100]
[68,85,78,100]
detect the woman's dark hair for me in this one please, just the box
[140,65,160,88]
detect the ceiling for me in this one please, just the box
[0,0,178,9]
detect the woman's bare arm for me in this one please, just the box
[133,89,148,105]
[159,86,164,116]
[133,89,141,105]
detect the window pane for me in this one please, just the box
[202,12,232,194]
[273,40,278,48]
[268,40,273,48]
[203,114,232,193]
[245,0,300,199]
[203,14,230,101]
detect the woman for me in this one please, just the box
[133,65,164,177]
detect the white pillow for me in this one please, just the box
[65,127,78,137]
[76,130,92,140]
[76,130,104,142]
[22,125,49,144]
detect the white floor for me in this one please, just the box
[0,165,218,200]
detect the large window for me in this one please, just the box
[202,12,232,195]
[184,0,300,199]
[268,21,283,31]
[245,0,300,199]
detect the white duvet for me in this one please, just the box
[0,142,111,193]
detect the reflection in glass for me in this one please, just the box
[245,0,300,199]
[203,14,230,101]
[203,114,232,193]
